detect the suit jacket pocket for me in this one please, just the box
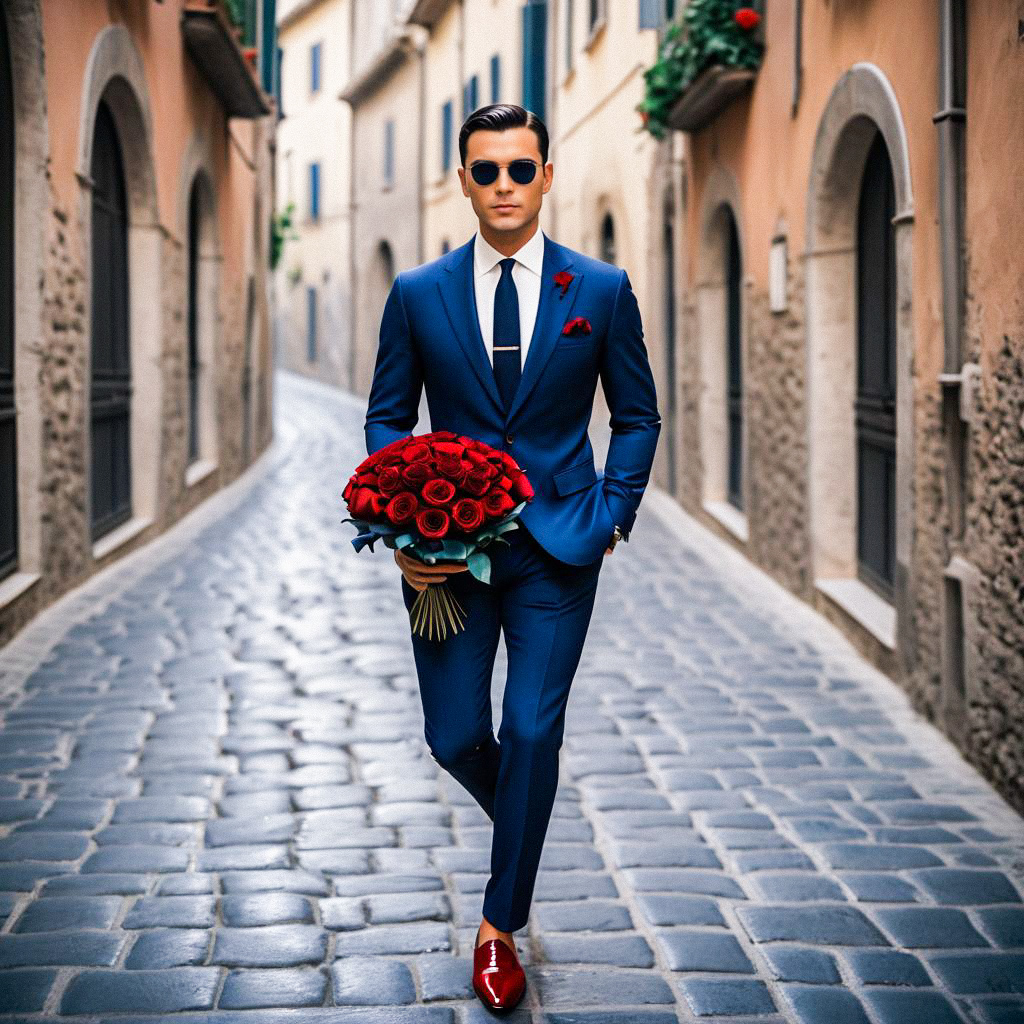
[553,459,598,497]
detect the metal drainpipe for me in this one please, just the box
[935,0,967,377]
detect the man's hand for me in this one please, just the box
[394,548,470,592]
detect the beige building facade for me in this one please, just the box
[274,0,355,388]
[667,1,1024,811]
[0,0,276,644]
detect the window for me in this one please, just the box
[522,1,547,121]
[855,131,897,599]
[309,161,320,221]
[186,180,201,465]
[589,0,605,33]
[490,54,500,103]
[639,0,675,29]
[383,119,394,188]
[306,285,318,362]
[310,41,322,94]
[725,209,743,511]
[463,74,478,120]
[599,212,615,264]
[441,99,453,174]
[89,100,132,540]
[0,10,15,578]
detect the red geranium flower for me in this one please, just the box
[422,478,456,507]
[416,506,450,539]
[385,491,419,525]
[735,7,760,30]
[483,490,515,518]
[452,498,485,532]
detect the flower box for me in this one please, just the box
[666,63,757,133]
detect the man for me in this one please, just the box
[363,103,660,1011]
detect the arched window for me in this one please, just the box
[186,179,201,464]
[0,9,15,578]
[90,99,132,540]
[600,212,615,264]
[855,130,897,598]
[725,207,743,511]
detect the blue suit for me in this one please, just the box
[364,231,660,931]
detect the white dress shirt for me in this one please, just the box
[472,226,545,370]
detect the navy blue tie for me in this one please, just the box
[492,257,521,412]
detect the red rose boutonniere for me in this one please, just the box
[561,316,592,337]
[553,270,574,298]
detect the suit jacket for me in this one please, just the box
[363,231,661,566]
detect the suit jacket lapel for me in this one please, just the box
[436,238,505,415]
[506,235,583,423]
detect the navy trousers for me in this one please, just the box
[400,522,603,933]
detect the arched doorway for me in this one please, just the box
[855,131,897,599]
[0,6,15,578]
[89,99,132,540]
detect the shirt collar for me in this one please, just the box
[473,225,545,279]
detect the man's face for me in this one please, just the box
[459,126,552,234]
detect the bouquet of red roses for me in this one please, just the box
[342,431,534,640]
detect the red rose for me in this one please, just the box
[436,456,468,483]
[509,472,534,502]
[378,465,403,494]
[343,477,356,501]
[500,452,520,472]
[402,461,433,487]
[464,468,491,495]
[452,498,485,533]
[365,436,411,469]
[401,440,432,463]
[385,491,419,525]
[483,490,515,518]
[422,478,456,507]
[465,449,489,467]
[495,474,514,492]
[416,506,450,538]
[432,441,466,459]
[355,471,379,488]
[735,7,760,30]
[350,487,385,521]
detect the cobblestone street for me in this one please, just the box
[0,372,1022,1022]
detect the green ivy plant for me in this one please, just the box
[269,201,298,271]
[637,0,764,140]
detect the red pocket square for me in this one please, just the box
[561,316,592,337]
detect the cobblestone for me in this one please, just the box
[0,372,1021,1020]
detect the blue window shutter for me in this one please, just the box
[262,0,278,94]
[310,41,321,93]
[309,162,320,220]
[490,54,500,103]
[639,0,662,29]
[441,100,452,173]
[521,1,547,122]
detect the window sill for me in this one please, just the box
[92,516,154,562]
[816,577,896,651]
[583,16,607,53]
[186,459,218,489]
[0,571,41,613]
[703,500,749,544]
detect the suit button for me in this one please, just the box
[505,433,514,445]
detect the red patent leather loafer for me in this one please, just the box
[472,933,526,1011]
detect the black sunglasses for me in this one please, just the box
[468,159,540,187]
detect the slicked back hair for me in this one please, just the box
[459,103,549,168]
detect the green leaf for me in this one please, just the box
[467,552,492,584]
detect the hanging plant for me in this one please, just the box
[270,201,298,272]
[637,1,764,140]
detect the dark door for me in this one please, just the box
[90,100,132,540]
[0,10,15,578]
[855,130,897,598]
[187,180,200,464]
[725,209,743,511]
